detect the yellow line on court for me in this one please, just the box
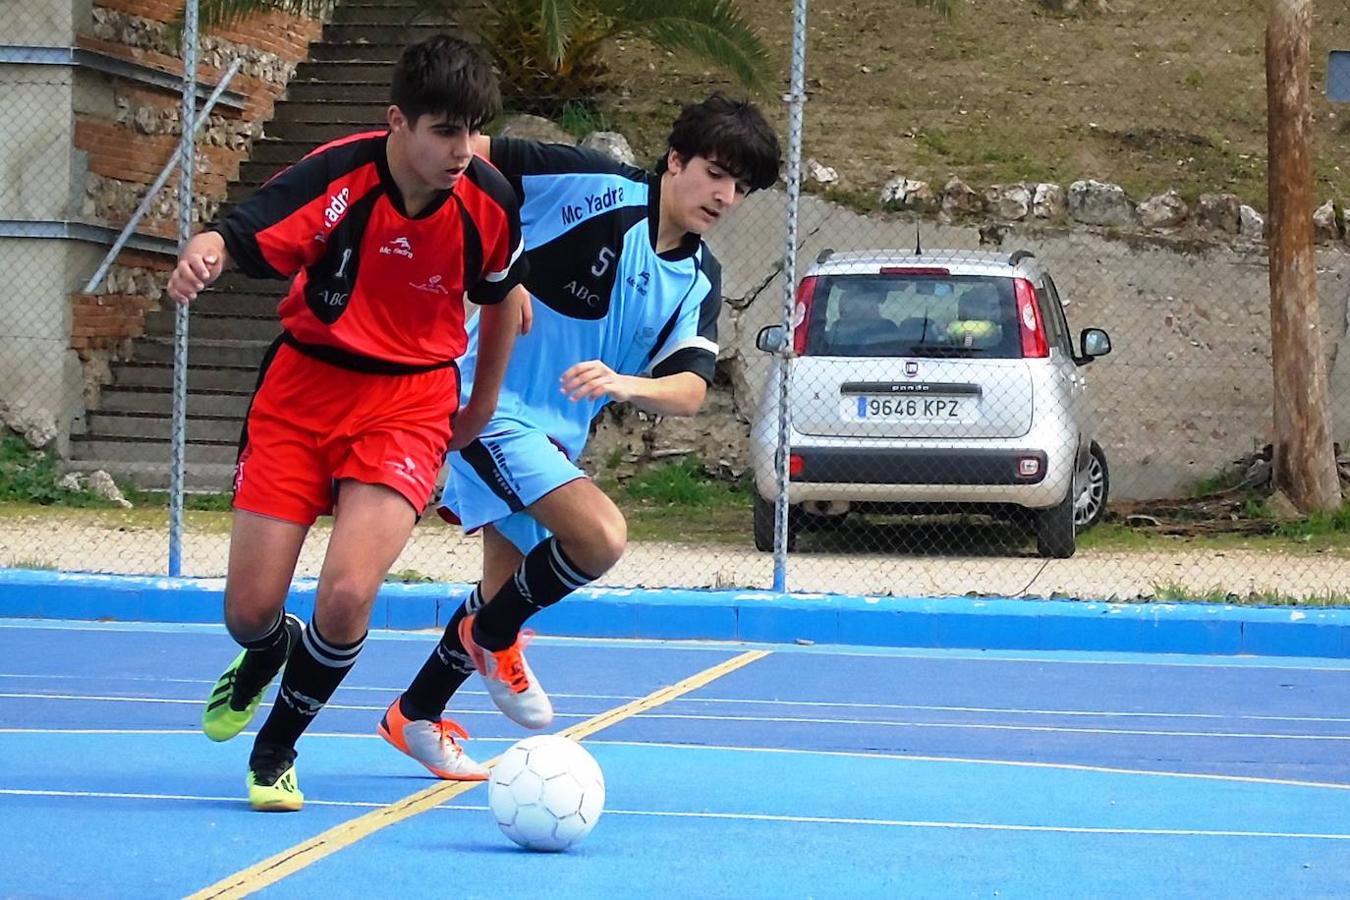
[189,649,771,899]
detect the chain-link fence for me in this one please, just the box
[2,0,1349,604]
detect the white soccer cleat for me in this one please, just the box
[459,615,554,730]
[378,698,489,781]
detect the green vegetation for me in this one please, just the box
[1149,581,1350,608]
[0,437,118,508]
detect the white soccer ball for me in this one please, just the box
[487,734,605,852]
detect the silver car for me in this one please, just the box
[750,248,1112,558]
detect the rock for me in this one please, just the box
[1031,182,1067,219]
[495,114,575,145]
[0,401,58,449]
[1265,490,1302,522]
[1313,200,1342,241]
[86,470,133,508]
[1068,179,1135,227]
[984,183,1032,220]
[878,176,935,211]
[580,131,637,166]
[1239,204,1265,240]
[1137,190,1189,229]
[56,473,83,492]
[1196,193,1242,234]
[941,177,984,218]
[804,158,838,185]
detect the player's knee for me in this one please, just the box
[314,576,378,642]
[581,505,627,573]
[223,588,285,643]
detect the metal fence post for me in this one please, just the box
[170,0,199,576]
[773,0,809,593]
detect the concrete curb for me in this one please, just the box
[1,569,1347,658]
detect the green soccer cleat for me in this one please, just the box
[247,745,303,812]
[202,615,302,742]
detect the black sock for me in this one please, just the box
[399,585,486,721]
[473,538,597,651]
[254,616,364,753]
[230,612,298,712]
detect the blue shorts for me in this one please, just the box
[437,421,586,554]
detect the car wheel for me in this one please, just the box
[1073,441,1109,531]
[1036,482,1077,559]
[753,489,797,552]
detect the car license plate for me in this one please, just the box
[851,396,962,420]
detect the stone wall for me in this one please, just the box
[70,0,323,409]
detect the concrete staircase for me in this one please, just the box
[69,1,451,490]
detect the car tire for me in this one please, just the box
[753,489,797,552]
[1073,441,1109,531]
[1035,483,1077,559]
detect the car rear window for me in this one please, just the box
[804,273,1023,359]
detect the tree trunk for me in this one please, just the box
[1265,0,1341,512]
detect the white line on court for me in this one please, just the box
[2,728,1348,793]
[3,672,1348,725]
[1,787,1346,841]
[6,691,1350,741]
[4,617,1349,671]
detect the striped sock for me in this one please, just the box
[399,585,486,721]
[254,615,365,751]
[473,538,596,651]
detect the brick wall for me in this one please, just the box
[72,0,324,404]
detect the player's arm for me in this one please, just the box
[451,283,529,450]
[561,365,707,417]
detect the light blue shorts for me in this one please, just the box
[437,421,586,555]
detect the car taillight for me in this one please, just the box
[789,453,804,477]
[791,276,818,355]
[1014,277,1048,358]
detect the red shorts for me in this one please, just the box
[233,343,459,526]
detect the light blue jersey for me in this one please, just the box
[440,139,722,551]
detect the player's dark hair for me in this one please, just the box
[391,34,500,131]
[657,93,781,192]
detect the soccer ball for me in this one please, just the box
[487,734,605,852]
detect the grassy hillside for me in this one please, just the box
[584,0,1349,211]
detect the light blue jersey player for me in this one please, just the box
[382,96,780,781]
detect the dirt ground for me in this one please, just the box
[3,515,1347,601]
[600,0,1350,210]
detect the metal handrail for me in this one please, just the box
[82,56,243,296]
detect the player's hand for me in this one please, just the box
[518,291,533,335]
[448,401,493,451]
[167,232,227,305]
[561,360,633,404]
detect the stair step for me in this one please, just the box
[285,80,398,102]
[330,3,435,25]
[96,389,252,418]
[113,364,258,392]
[190,291,282,318]
[69,437,239,465]
[211,273,289,294]
[64,458,238,491]
[262,121,381,144]
[248,138,325,164]
[321,22,451,44]
[310,42,405,63]
[144,310,280,342]
[270,99,392,122]
[292,60,395,82]
[131,337,273,368]
[84,412,244,443]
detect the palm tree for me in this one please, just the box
[192,0,771,110]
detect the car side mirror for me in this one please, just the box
[1077,328,1112,364]
[756,324,787,353]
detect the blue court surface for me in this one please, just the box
[1,618,1348,898]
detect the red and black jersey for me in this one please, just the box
[213,130,526,370]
